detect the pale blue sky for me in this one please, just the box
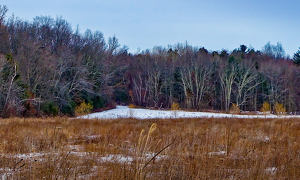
[2,0,300,56]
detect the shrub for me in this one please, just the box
[274,102,286,115]
[171,102,180,118]
[61,101,76,115]
[261,102,271,114]
[230,103,240,114]
[23,91,37,117]
[91,96,104,109]
[42,102,59,116]
[75,102,93,116]
[171,102,180,111]
[113,87,129,103]
[128,104,135,108]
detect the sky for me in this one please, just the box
[1,0,300,56]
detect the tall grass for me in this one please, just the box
[135,123,157,179]
[0,117,300,179]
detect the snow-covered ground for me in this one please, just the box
[79,106,300,119]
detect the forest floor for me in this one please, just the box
[1,116,300,179]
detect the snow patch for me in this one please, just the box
[100,155,134,163]
[79,106,300,119]
[265,167,277,175]
[208,151,226,155]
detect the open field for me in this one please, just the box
[1,117,300,179]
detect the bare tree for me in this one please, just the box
[219,56,237,112]
[0,5,8,25]
[148,65,163,108]
[234,61,260,109]
[0,54,23,116]
[53,16,72,53]
[132,74,149,106]
[262,42,285,59]
[260,61,289,111]
[147,47,167,108]
[180,64,210,109]
[33,16,55,49]
[108,35,119,54]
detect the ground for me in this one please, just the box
[1,108,300,179]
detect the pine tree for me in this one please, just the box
[293,48,300,66]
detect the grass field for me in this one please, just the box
[1,117,300,179]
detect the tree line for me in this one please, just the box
[1,5,300,117]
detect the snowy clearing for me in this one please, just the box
[79,106,300,119]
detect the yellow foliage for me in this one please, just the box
[75,102,93,116]
[261,102,271,114]
[274,102,286,115]
[171,102,180,111]
[128,104,135,108]
[230,103,240,114]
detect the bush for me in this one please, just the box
[91,96,104,109]
[75,102,93,116]
[113,87,129,104]
[171,102,180,118]
[261,102,271,114]
[128,104,135,108]
[230,103,240,114]
[23,91,37,117]
[274,102,286,115]
[61,101,76,115]
[171,102,180,111]
[42,102,59,116]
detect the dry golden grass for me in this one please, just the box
[1,116,300,179]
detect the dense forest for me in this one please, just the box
[1,5,300,117]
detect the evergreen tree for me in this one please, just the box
[293,48,300,66]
